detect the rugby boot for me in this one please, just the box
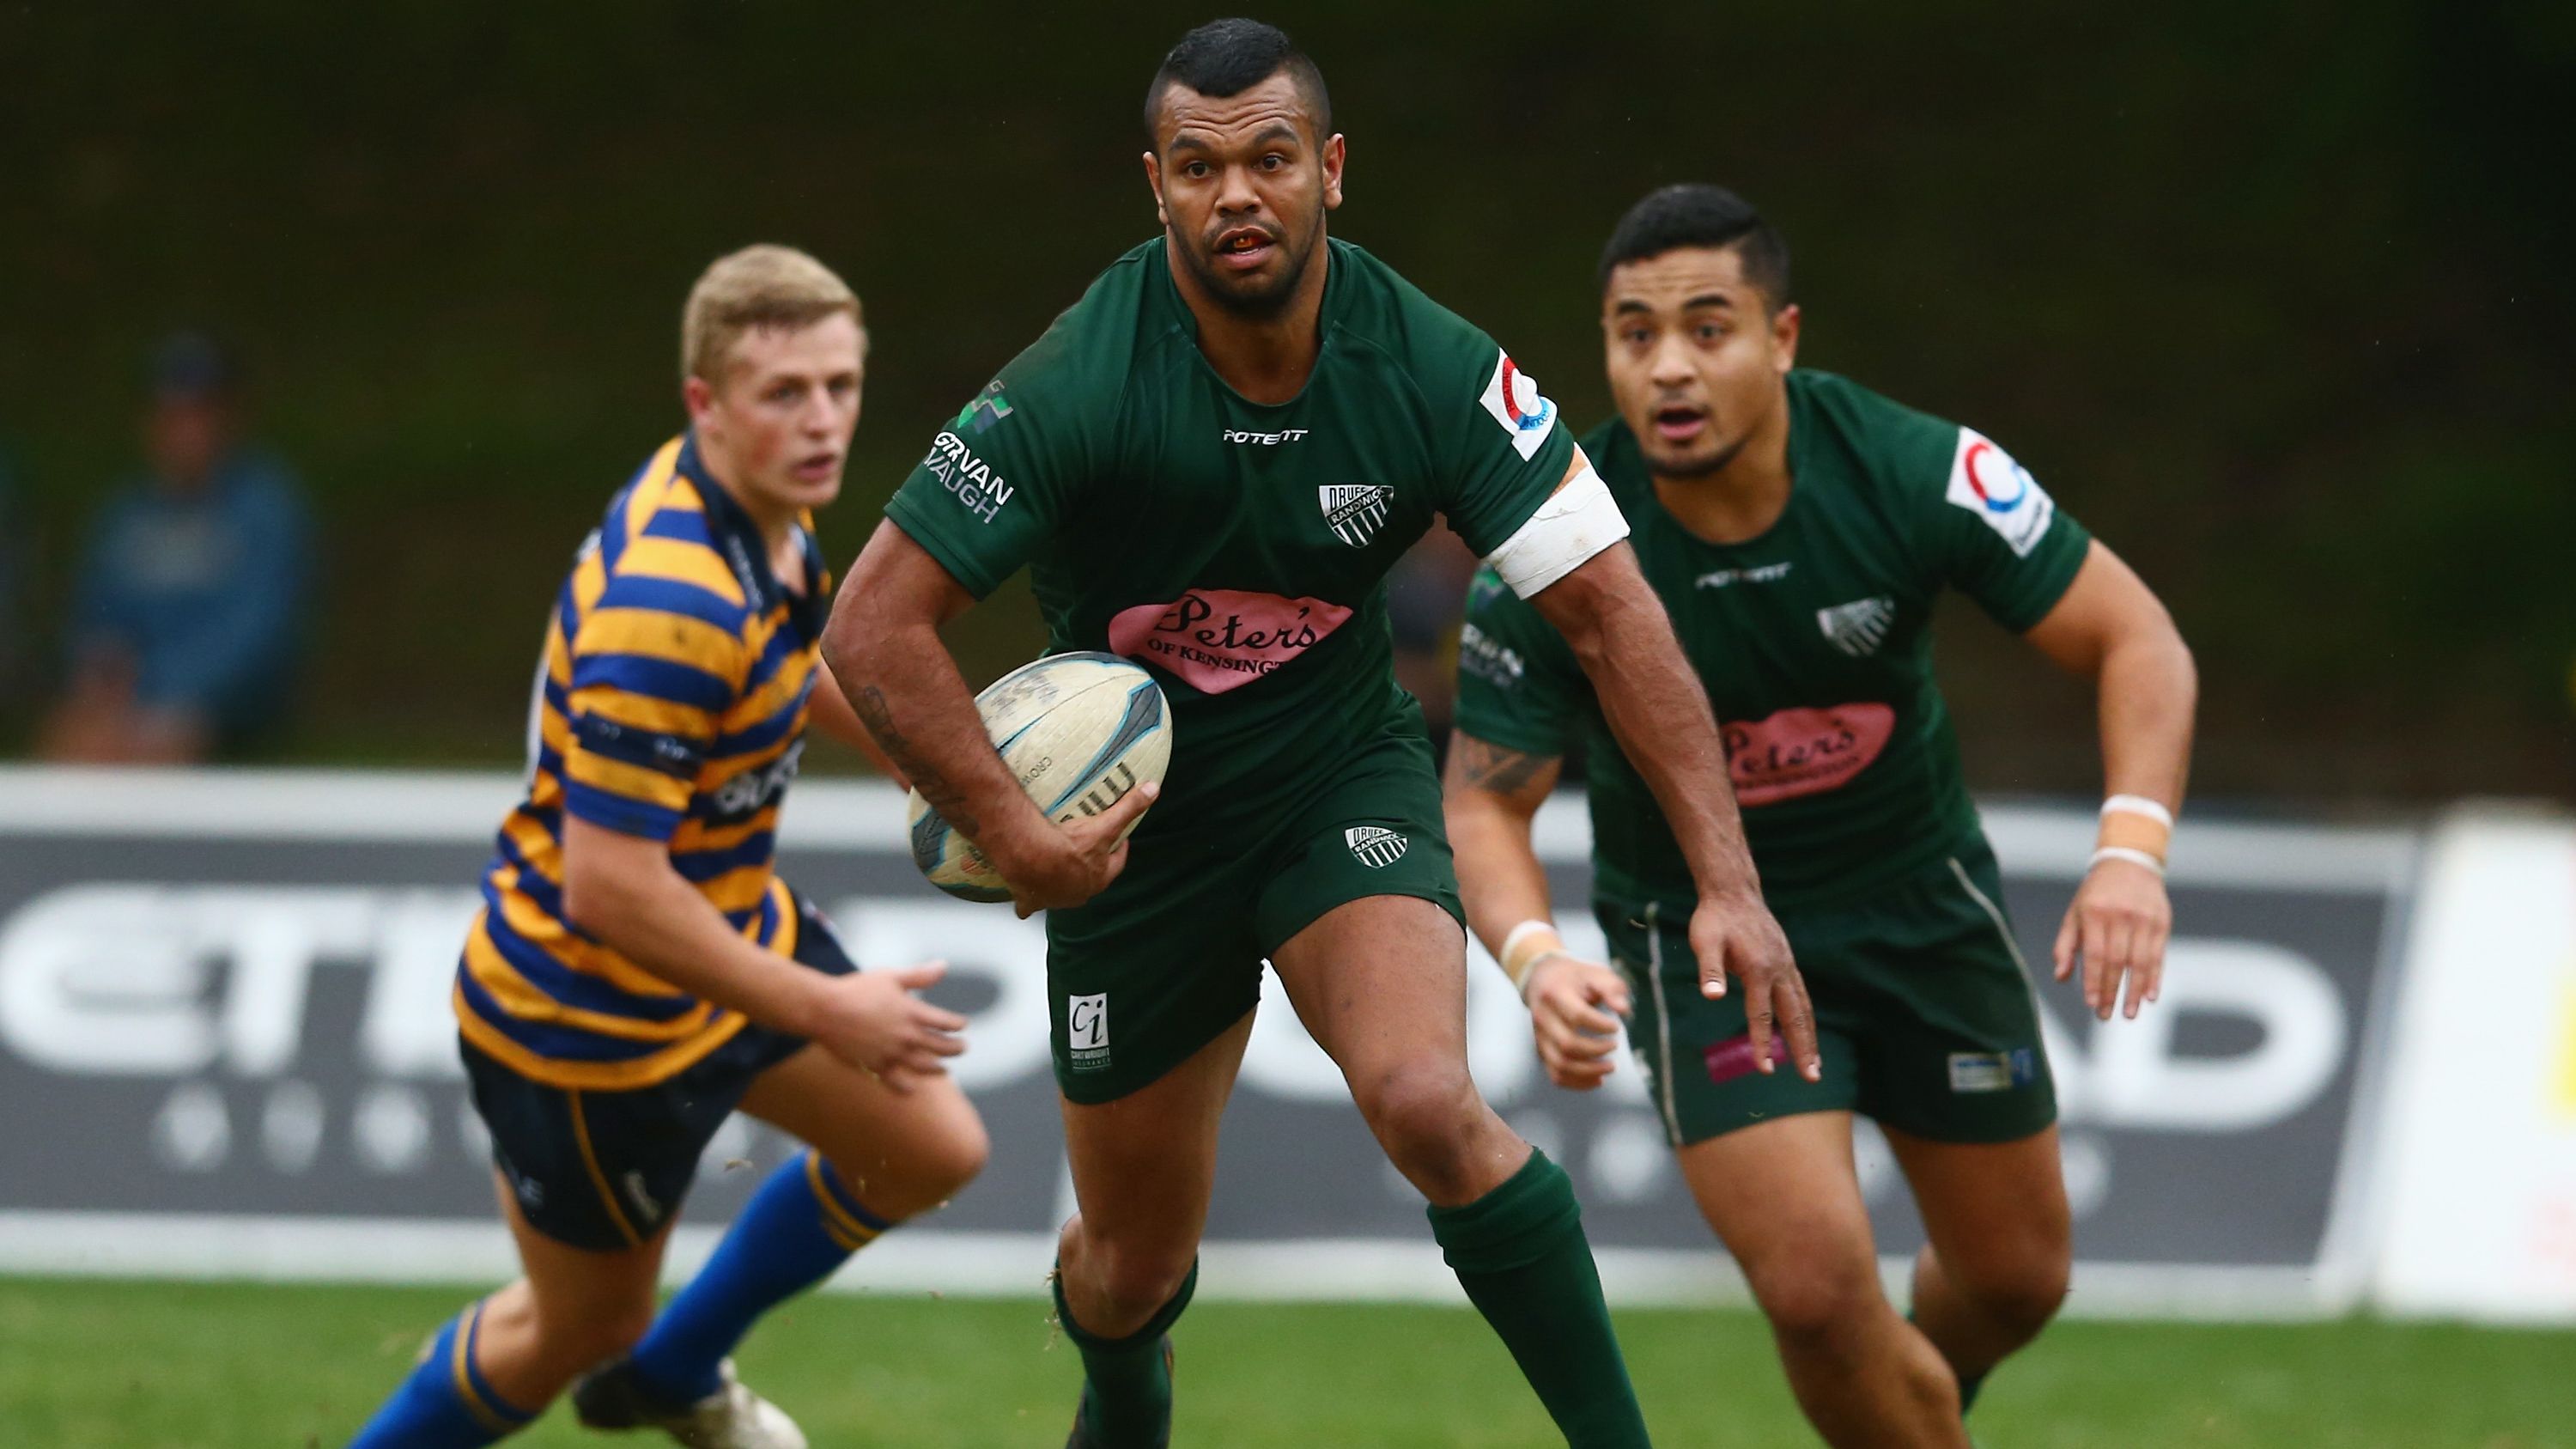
[572,1355,807,1449]
[1063,1335,1176,1449]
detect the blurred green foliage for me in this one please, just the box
[2,0,2567,797]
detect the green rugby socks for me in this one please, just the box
[1055,1259,1196,1448]
[1429,1149,1653,1447]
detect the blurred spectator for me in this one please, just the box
[39,335,311,763]
[1387,527,1481,752]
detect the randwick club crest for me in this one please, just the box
[1320,484,1394,547]
[1816,596,1898,657]
[1346,825,1409,868]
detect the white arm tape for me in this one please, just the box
[1485,464,1631,599]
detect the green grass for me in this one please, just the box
[2,1277,2570,1447]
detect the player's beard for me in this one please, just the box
[1180,210,1324,320]
[1642,430,1746,481]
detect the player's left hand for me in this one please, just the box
[2054,857,2170,1020]
[1522,954,1631,1091]
[1688,890,1822,1082]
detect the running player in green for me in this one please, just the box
[1446,185,2199,1447]
[825,23,1819,1449]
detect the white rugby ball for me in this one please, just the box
[905,652,1173,903]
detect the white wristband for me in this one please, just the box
[2090,846,2167,878]
[2101,795,2175,830]
[1499,918,1563,996]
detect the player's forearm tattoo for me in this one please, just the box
[1452,736,1551,795]
[853,684,982,836]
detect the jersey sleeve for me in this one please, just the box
[1451,566,1589,758]
[561,581,747,841]
[881,323,1103,599]
[1923,424,2093,631]
[1429,333,1583,559]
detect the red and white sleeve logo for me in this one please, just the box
[1944,427,2055,557]
[1479,349,1558,460]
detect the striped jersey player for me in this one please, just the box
[347,247,987,1449]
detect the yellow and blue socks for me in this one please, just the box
[1427,1149,1652,1448]
[1055,1259,1195,1448]
[622,1150,890,1407]
[347,1303,535,1448]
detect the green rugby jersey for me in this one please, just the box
[884,237,1577,830]
[1455,369,2091,910]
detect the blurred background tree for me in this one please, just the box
[2,0,2567,799]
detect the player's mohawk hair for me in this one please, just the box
[1145,17,1332,146]
[1599,185,1794,314]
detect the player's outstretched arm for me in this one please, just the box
[1526,543,1821,1081]
[823,520,1155,916]
[1443,733,1631,1090]
[2023,539,2197,1021]
[559,817,968,1092]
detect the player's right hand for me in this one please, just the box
[1523,954,1631,1091]
[811,961,969,1094]
[995,781,1160,919]
[1689,889,1824,1084]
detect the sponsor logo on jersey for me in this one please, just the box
[1704,1032,1792,1084]
[1319,484,1394,546]
[1107,588,1353,696]
[706,738,805,825]
[1479,350,1558,460]
[922,431,1013,522]
[1457,622,1525,688]
[1223,427,1309,445]
[1947,1048,2038,1093]
[1722,703,1898,806]
[953,381,1013,435]
[1817,596,1897,656]
[1694,562,1794,590]
[1067,993,1110,1070]
[1946,428,2055,557]
[1346,825,1409,868]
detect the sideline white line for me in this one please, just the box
[0,1213,2349,1320]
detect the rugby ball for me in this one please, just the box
[905,652,1173,903]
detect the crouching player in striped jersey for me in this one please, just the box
[348,247,989,1449]
[1446,187,2198,1446]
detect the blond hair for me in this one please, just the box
[681,245,861,384]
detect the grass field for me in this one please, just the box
[3,1278,2570,1448]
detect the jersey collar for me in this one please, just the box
[1151,234,1355,406]
[674,430,829,637]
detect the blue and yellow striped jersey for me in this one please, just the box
[455,434,831,1089]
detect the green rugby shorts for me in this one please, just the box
[1042,728,1463,1104]
[1599,837,2057,1148]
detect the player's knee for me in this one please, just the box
[1961,1246,2069,1339]
[921,1115,992,1199]
[1351,1060,1483,1174]
[1748,1257,1883,1351]
[1075,1239,1197,1327]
